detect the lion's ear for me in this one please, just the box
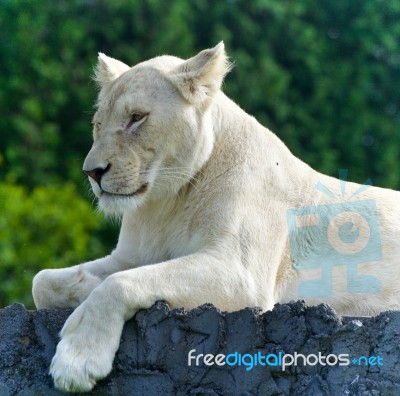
[169,42,232,104]
[94,53,131,86]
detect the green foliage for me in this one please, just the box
[1,1,399,188]
[0,0,399,306]
[0,182,112,308]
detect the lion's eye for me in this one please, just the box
[126,112,147,131]
[130,113,145,123]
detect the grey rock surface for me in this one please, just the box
[0,301,399,395]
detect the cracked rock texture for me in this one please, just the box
[0,301,399,395]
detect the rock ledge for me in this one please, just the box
[0,301,399,395]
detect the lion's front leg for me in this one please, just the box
[32,255,126,309]
[50,287,125,392]
[50,253,258,392]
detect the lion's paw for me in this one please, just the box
[50,302,123,392]
[50,339,113,392]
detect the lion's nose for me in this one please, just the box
[83,164,111,185]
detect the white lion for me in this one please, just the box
[32,43,400,392]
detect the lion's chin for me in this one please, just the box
[97,194,146,218]
[95,183,149,217]
[100,183,149,198]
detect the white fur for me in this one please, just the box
[32,43,400,392]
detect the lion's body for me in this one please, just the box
[32,44,400,392]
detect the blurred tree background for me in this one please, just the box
[0,0,399,308]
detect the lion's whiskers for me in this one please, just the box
[140,168,204,190]
[156,173,200,192]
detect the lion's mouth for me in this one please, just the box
[101,183,149,197]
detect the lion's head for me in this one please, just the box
[83,43,231,215]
